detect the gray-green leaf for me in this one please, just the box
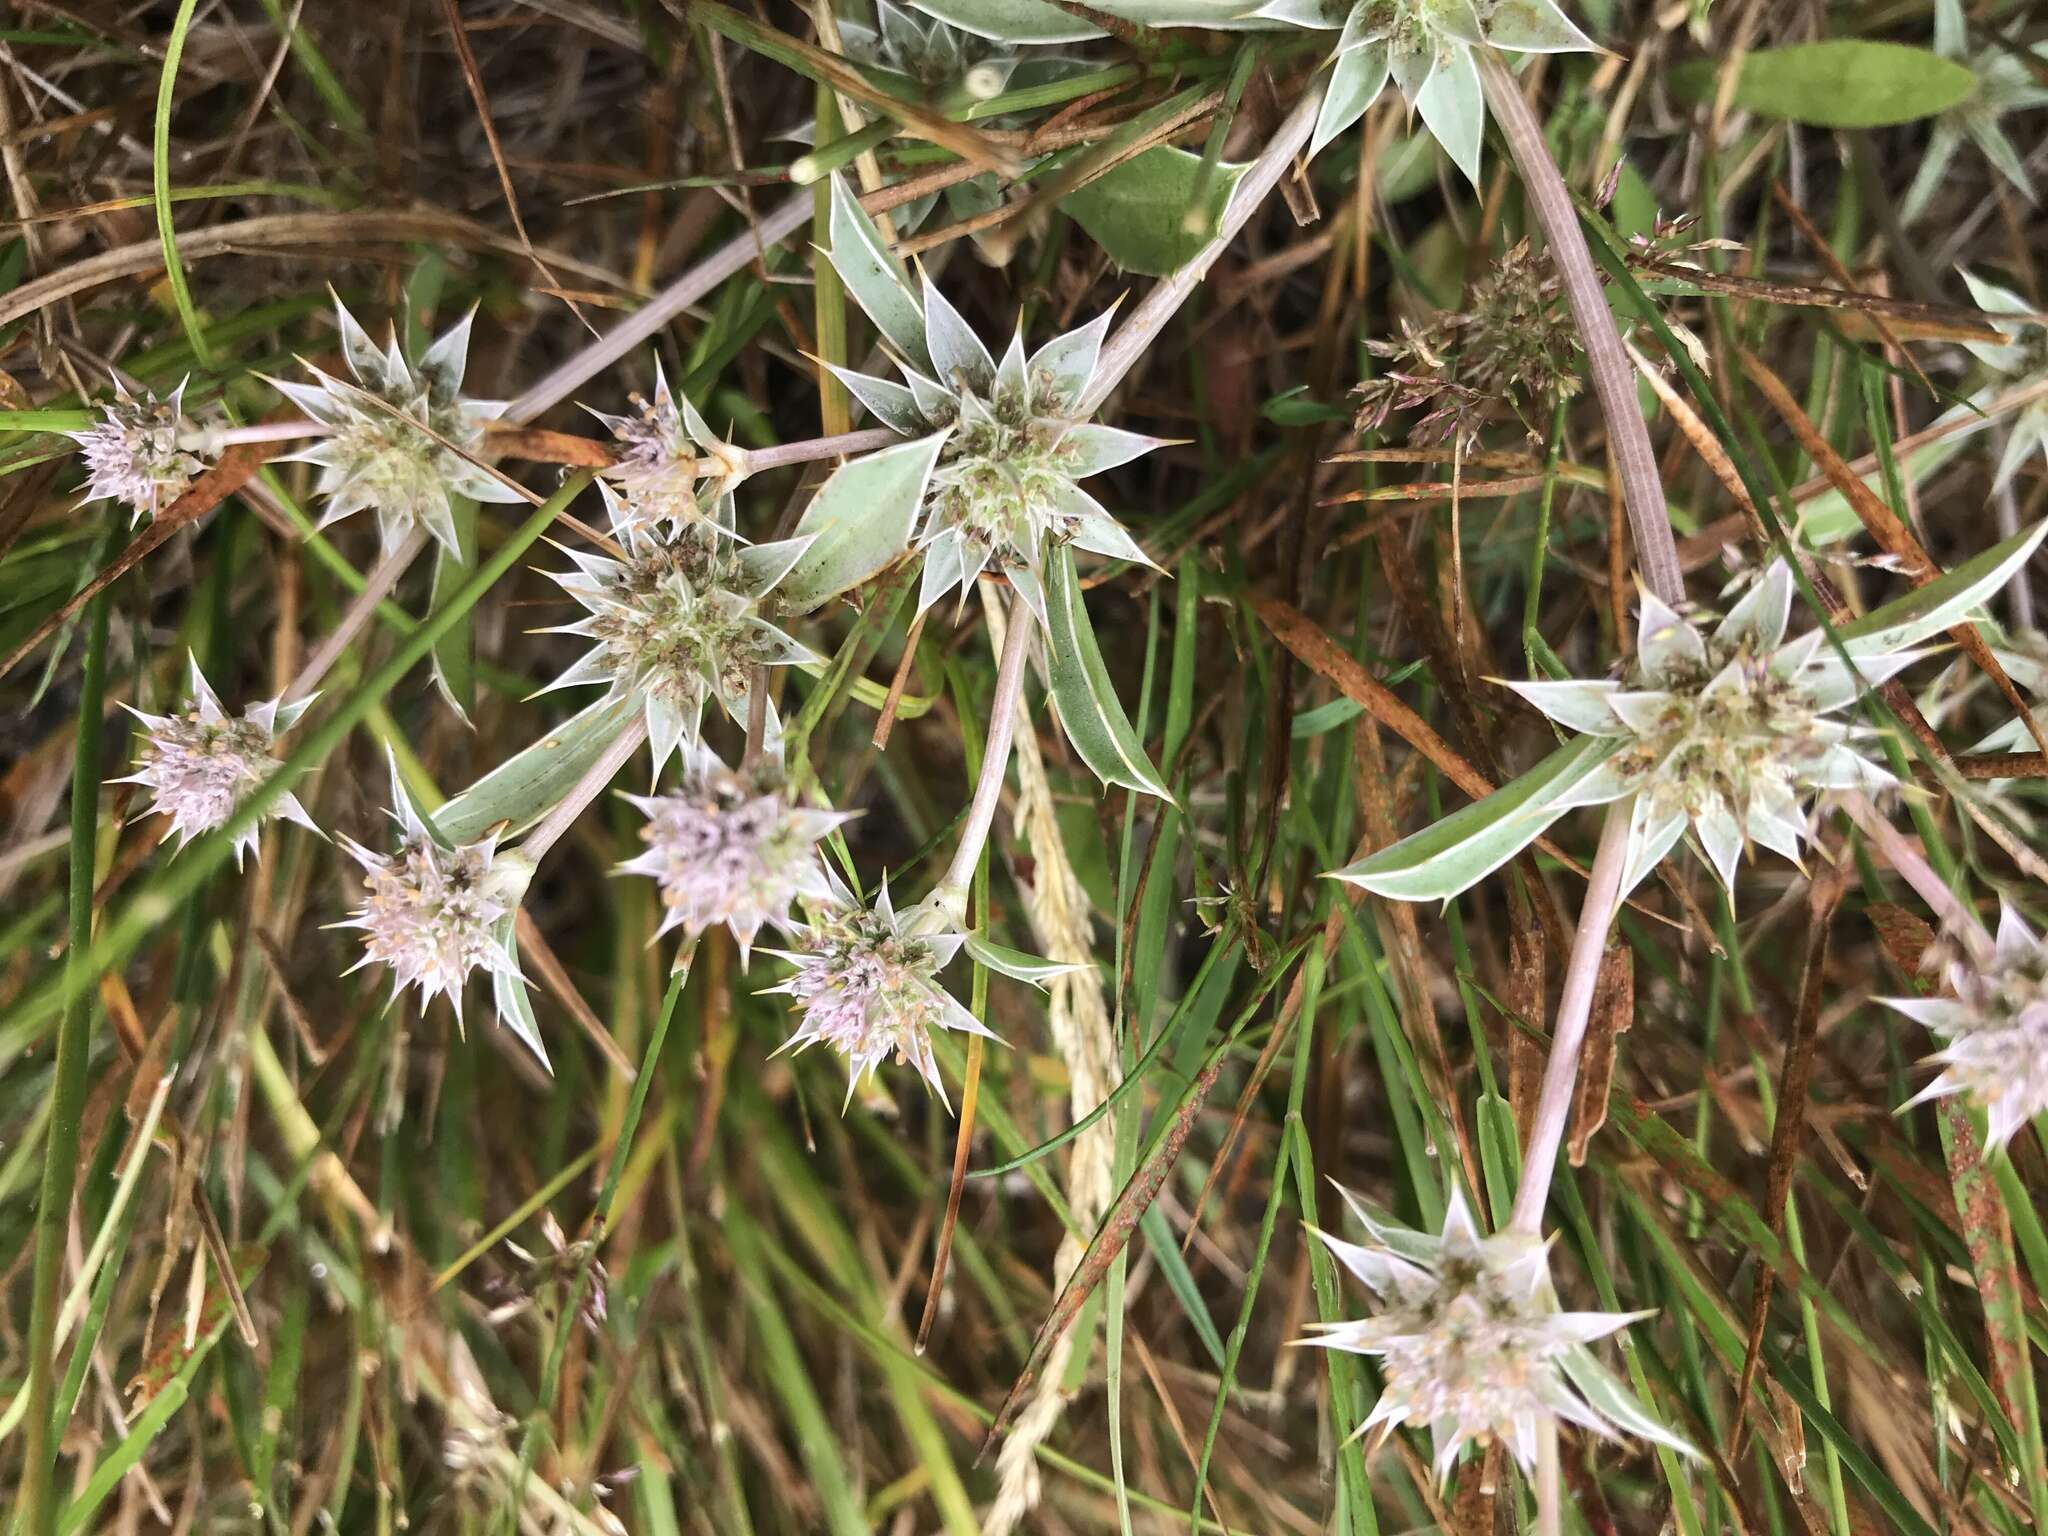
[1837,521,2047,658]
[1043,544,1174,801]
[1673,42,1973,129]
[434,693,642,844]
[779,432,947,613]
[1060,147,1247,277]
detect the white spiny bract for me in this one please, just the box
[1902,0,2048,223]
[540,484,818,772]
[1507,563,1909,892]
[65,380,207,525]
[815,175,1162,621]
[1956,269,2048,489]
[766,880,997,1108]
[1302,1188,1675,1478]
[337,754,539,1057]
[117,654,318,868]
[270,296,521,559]
[618,747,849,961]
[587,359,748,537]
[1254,0,1596,173]
[1887,905,2048,1150]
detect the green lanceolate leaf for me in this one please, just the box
[1059,147,1248,276]
[1838,520,2048,658]
[1673,41,1973,128]
[826,175,930,372]
[1332,733,1626,902]
[489,913,549,1071]
[428,496,478,725]
[779,431,946,613]
[964,933,1086,985]
[1043,543,1173,801]
[434,692,642,843]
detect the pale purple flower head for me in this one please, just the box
[588,358,747,536]
[617,746,850,961]
[1888,903,2048,1149]
[116,654,319,868]
[66,380,207,525]
[1302,1188,1683,1478]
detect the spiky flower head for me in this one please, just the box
[1254,0,1597,173]
[116,654,319,868]
[1303,1187,1683,1478]
[1888,904,2048,1149]
[65,380,207,525]
[844,0,1029,102]
[797,176,1163,621]
[617,745,850,961]
[766,880,997,1108]
[587,359,749,537]
[541,485,818,773]
[1956,269,2048,490]
[337,752,543,1062]
[270,295,521,558]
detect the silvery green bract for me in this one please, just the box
[1956,268,2048,490]
[1302,1186,1686,1477]
[1337,524,2048,903]
[271,296,522,559]
[785,175,1163,623]
[64,379,206,526]
[587,358,749,537]
[1901,0,2048,224]
[1886,904,2048,1151]
[1253,0,1597,173]
[539,484,818,773]
[903,0,1263,44]
[117,653,319,869]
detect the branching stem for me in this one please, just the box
[520,714,651,866]
[281,526,431,707]
[934,595,1034,911]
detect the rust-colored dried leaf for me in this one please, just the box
[1568,944,1632,1166]
[1866,901,1937,981]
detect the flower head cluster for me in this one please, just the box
[272,296,520,558]
[1303,1189,1679,1477]
[767,880,997,1107]
[65,380,207,525]
[814,177,1161,620]
[618,746,850,960]
[337,754,538,1056]
[1889,905,2048,1149]
[542,485,817,771]
[117,655,319,868]
[588,359,748,536]
[1957,269,2048,489]
[1256,0,1597,174]
[843,0,1027,103]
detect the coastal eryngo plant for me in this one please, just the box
[785,176,1161,622]
[1888,904,2048,1150]
[270,296,522,558]
[337,753,543,1063]
[1339,526,2048,902]
[618,745,850,962]
[1303,1186,1684,1477]
[1901,0,2048,223]
[541,484,818,772]
[118,654,319,868]
[1255,0,1597,172]
[65,380,207,525]
[1956,269,2048,489]
[588,359,748,537]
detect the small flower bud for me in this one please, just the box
[66,381,207,525]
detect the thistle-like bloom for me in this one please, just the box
[1888,904,2048,1149]
[1255,0,1597,173]
[587,359,748,536]
[541,484,817,771]
[796,176,1162,620]
[117,654,319,867]
[1956,269,2048,490]
[1902,0,2048,224]
[271,296,521,558]
[1302,1188,1682,1477]
[65,380,207,525]
[767,880,998,1107]
[337,754,542,1061]
[618,746,850,960]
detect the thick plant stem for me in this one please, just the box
[1080,90,1320,415]
[1537,1418,1563,1536]
[1509,801,1632,1237]
[1477,50,1685,608]
[520,714,651,865]
[507,192,812,424]
[1842,792,1991,960]
[281,526,431,707]
[935,596,1034,907]
[740,426,900,473]
[20,584,111,1536]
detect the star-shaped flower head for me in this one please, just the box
[1302,1187,1684,1477]
[1888,903,2048,1150]
[116,653,320,868]
[617,742,852,963]
[270,295,522,559]
[586,358,749,537]
[1902,0,2048,224]
[1253,0,1598,174]
[336,751,544,1064]
[1956,269,2048,490]
[1336,524,2047,904]
[843,0,1030,105]
[540,484,819,773]
[65,379,207,525]
[784,177,1163,621]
